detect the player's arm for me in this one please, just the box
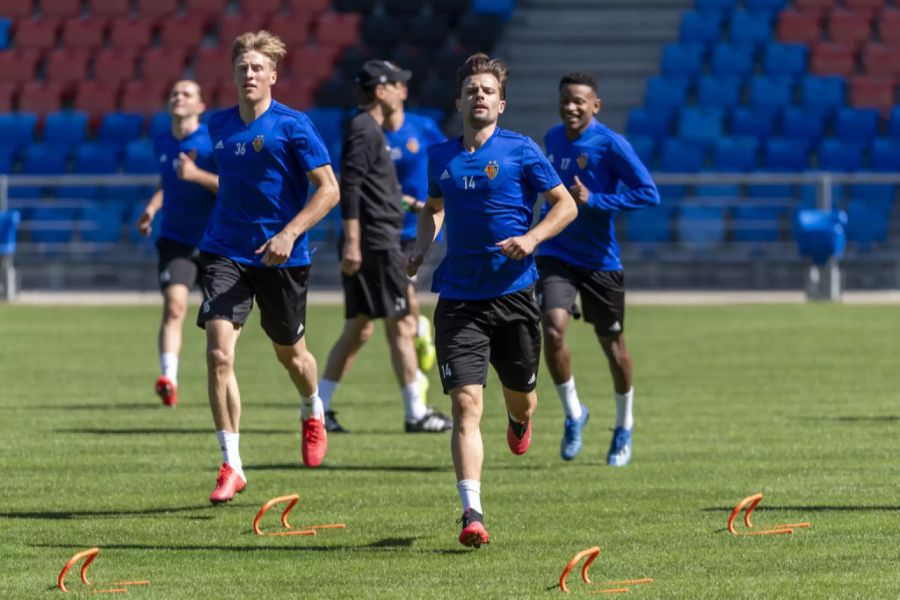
[255,164,339,267]
[572,140,659,212]
[176,152,219,194]
[338,121,373,276]
[136,186,163,236]
[406,194,444,277]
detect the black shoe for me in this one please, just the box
[324,410,349,433]
[405,407,452,433]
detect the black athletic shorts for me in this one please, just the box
[196,251,310,346]
[157,237,200,292]
[434,287,541,394]
[536,255,625,337]
[342,247,411,320]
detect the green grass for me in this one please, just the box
[1,302,898,598]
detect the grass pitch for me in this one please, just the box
[1,302,898,598]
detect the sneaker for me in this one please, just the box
[324,410,349,433]
[209,463,246,504]
[155,375,177,407]
[415,316,437,372]
[458,509,490,548]
[405,407,452,433]
[507,418,532,456]
[560,405,590,461]
[302,417,328,467]
[606,426,632,467]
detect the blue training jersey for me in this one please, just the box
[427,127,562,301]
[201,100,331,268]
[384,113,447,241]
[153,124,217,247]
[538,119,659,271]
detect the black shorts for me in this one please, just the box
[434,287,541,394]
[342,247,411,320]
[196,251,310,346]
[536,256,625,337]
[157,237,200,292]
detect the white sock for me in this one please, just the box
[300,389,324,421]
[160,352,178,384]
[615,388,634,430]
[318,378,338,413]
[402,381,428,422]
[556,377,583,420]
[457,479,482,514]
[417,315,430,338]
[216,430,245,479]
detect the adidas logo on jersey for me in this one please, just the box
[214,140,224,150]
[440,169,450,180]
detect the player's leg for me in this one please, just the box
[273,335,326,468]
[319,316,375,432]
[402,238,436,374]
[450,384,489,548]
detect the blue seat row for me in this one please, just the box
[663,40,808,78]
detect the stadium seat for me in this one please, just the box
[0,17,9,49]
[878,8,900,45]
[17,81,64,115]
[795,0,837,9]
[695,0,737,12]
[846,199,888,247]
[643,76,689,112]
[799,75,845,116]
[0,49,40,85]
[677,107,724,147]
[695,183,741,200]
[697,76,742,110]
[286,0,331,13]
[332,0,377,11]
[78,203,125,244]
[624,205,674,244]
[776,9,821,44]
[626,108,672,140]
[269,13,317,47]
[677,202,727,249]
[13,17,60,50]
[109,18,153,50]
[389,43,431,81]
[849,75,895,113]
[763,137,809,170]
[383,0,424,16]
[747,76,793,113]
[455,11,503,48]
[315,75,357,109]
[0,0,31,17]
[158,15,208,51]
[42,0,81,19]
[184,0,228,17]
[88,0,131,18]
[795,208,846,265]
[780,107,826,146]
[140,47,188,82]
[136,0,178,19]
[628,135,656,167]
[361,13,407,47]
[679,11,722,46]
[28,205,80,244]
[729,107,777,139]
[406,14,451,47]
[810,42,857,77]
[315,12,363,49]
[869,137,900,169]
[833,107,880,143]
[660,43,704,78]
[193,47,232,88]
[826,9,873,47]
[42,111,89,150]
[712,136,759,171]
[746,0,789,10]
[73,81,121,125]
[762,43,808,79]
[72,142,120,174]
[91,49,137,86]
[845,0,887,9]
[97,112,144,146]
[816,138,864,171]
[0,112,38,151]
[217,13,269,46]
[286,44,340,86]
[19,143,69,199]
[472,0,516,20]
[44,48,90,87]
[0,82,14,112]
[710,44,756,79]
[659,138,705,172]
[861,43,900,80]
[0,143,15,173]
[729,11,772,49]
[61,17,107,50]
[731,202,784,243]
[123,139,157,173]
[276,78,315,110]
[888,107,900,138]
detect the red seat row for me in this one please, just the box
[810,41,900,79]
[778,7,900,45]
[0,0,331,19]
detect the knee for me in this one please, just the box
[358,321,375,344]
[207,347,234,372]
[453,391,483,423]
[163,300,187,323]
[278,348,315,375]
[542,321,566,350]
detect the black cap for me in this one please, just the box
[354,60,412,90]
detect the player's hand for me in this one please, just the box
[569,175,590,205]
[255,231,295,266]
[406,250,424,277]
[401,195,422,213]
[496,233,538,260]
[136,210,153,237]
[341,241,362,275]
[176,151,199,182]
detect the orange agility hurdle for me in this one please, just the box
[58,548,146,594]
[727,493,811,536]
[252,494,346,537]
[560,546,601,592]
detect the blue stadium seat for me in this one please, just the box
[679,11,722,46]
[677,202,727,249]
[731,202,784,243]
[626,108,672,139]
[628,135,656,167]
[816,138,863,172]
[795,209,847,265]
[306,108,347,147]
[849,140,896,211]
[762,43,808,79]
[471,0,515,20]
[79,203,125,244]
[72,143,121,174]
[660,44,705,78]
[28,205,79,244]
[697,76,742,110]
[869,138,900,170]
[846,200,888,248]
[97,112,145,147]
[780,107,825,146]
[763,137,809,170]
[625,205,674,244]
[833,108,880,144]
[0,144,15,174]
[0,113,39,152]
[123,140,157,173]
[799,76,845,117]
[712,136,759,171]
[677,107,724,146]
[748,76,793,113]
[17,144,70,200]
[729,107,777,139]
[0,18,11,49]
[695,0,737,13]
[729,11,772,49]
[657,185,687,204]
[42,111,89,151]
[149,112,171,138]
[695,183,740,199]
[711,44,756,79]
[644,76,690,112]
[888,106,900,138]
[745,0,788,10]
[659,138,705,171]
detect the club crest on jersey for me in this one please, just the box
[252,135,265,152]
[484,160,499,180]
[406,137,420,154]
[577,153,588,169]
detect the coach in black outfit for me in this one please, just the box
[318,60,453,434]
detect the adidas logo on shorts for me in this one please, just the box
[527,373,536,385]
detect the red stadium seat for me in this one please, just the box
[91,48,137,85]
[158,15,208,51]
[44,48,91,87]
[267,13,314,47]
[196,78,232,108]
[241,0,282,16]
[109,17,153,50]
[0,82,17,112]
[286,44,340,84]
[40,0,81,19]
[73,81,122,125]
[87,0,131,18]
[849,75,895,112]
[878,8,900,45]
[120,80,169,113]
[810,42,857,76]
[275,77,315,110]
[285,0,331,15]
[193,46,232,85]
[844,0,886,10]
[861,43,900,80]
[0,49,41,85]
[61,17,108,50]
[18,81,64,115]
[826,9,873,46]
[136,0,178,20]
[141,47,188,81]
[315,12,362,49]
[0,0,33,18]
[184,0,229,17]
[217,12,269,46]
[13,18,60,51]
[776,9,822,44]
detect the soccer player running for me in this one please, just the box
[537,72,659,466]
[137,80,218,407]
[317,60,451,435]
[198,31,339,503]
[407,54,577,547]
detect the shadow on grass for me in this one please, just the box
[56,428,292,435]
[0,505,227,520]
[0,403,165,411]
[247,463,451,473]
[702,505,900,513]
[807,415,900,422]
[33,537,472,554]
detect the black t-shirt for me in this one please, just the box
[339,111,403,251]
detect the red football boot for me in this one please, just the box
[458,509,490,548]
[507,418,532,456]
[209,463,246,504]
[155,375,177,407]
[301,417,328,468]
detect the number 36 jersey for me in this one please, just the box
[200,100,331,268]
[426,127,560,301]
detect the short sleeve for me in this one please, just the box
[426,147,445,198]
[521,137,561,193]
[291,115,331,173]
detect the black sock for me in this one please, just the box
[508,414,528,438]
